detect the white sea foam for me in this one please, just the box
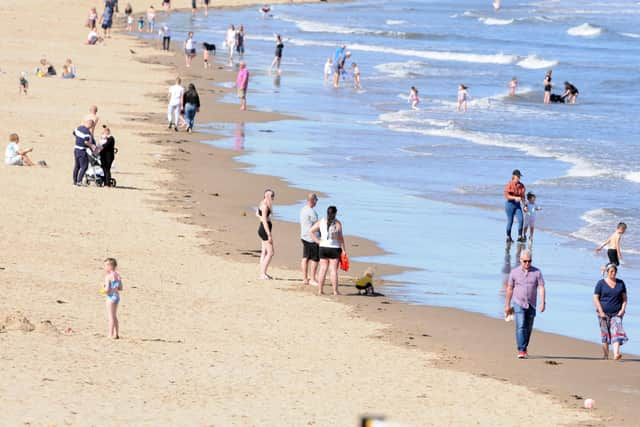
[479,17,514,26]
[620,32,640,38]
[516,54,558,69]
[625,171,640,183]
[567,23,603,37]
[277,15,407,38]
[375,60,429,78]
[386,20,407,26]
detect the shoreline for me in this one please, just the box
[137,8,638,426]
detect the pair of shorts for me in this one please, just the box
[258,221,272,241]
[319,247,342,260]
[185,48,196,56]
[524,216,536,228]
[6,155,23,166]
[607,249,620,266]
[302,240,320,262]
[237,88,246,99]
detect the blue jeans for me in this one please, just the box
[184,103,197,130]
[505,200,523,238]
[513,304,536,352]
[73,149,88,185]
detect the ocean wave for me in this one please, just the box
[625,171,640,183]
[375,60,429,78]
[567,23,604,37]
[277,15,424,39]
[386,20,407,26]
[571,208,639,254]
[479,17,514,26]
[620,32,640,38]
[516,54,558,69]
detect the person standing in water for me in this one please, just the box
[509,76,518,96]
[226,25,237,66]
[562,81,579,104]
[257,189,276,280]
[236,62,249,111]
[409,86,420,110]
[543,69,553,104]
[457,84,469,112]
[236,25,246,59]
[184,32,196,68]
[333,45,346,88]
[270,34,284,74]
[596,222,627,267]
[504,169,527,243]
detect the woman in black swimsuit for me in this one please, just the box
[257,189,275,279]
[270,34,284,75]
[543,69,553,104]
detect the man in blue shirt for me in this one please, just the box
[73,120,96,186]
[333,45,346,88]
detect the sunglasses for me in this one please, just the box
[521,259,532,263]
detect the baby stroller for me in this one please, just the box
[84,148,117,187]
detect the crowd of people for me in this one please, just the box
[502,169,629,360]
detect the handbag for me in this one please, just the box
[339,252,350,272]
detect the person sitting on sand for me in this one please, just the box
[87,29,103,45]
[36,58,56,77]
[5,133,35,166]
[61,59,76,79]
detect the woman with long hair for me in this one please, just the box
[257,189,275,280]
[310,206,346,295]
[182,83,200,133]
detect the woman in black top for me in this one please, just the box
[543,69,553,104]
[99,125,116,187]
[270,34,284,74]
[182,83,201,133]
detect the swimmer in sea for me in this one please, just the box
[562,81,579,104]
[457,84,469,112]
[509,76,518,96]
[409,86,420,110]
[543,69,553,104]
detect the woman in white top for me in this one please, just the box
[310,206,346,296]
[226,25,237,66]
[184,32,196,67]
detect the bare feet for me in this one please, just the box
[309,279,319,287]
[614,354,622,360]
[260,274,272,280]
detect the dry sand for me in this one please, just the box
[0,1,601,426]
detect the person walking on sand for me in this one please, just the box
[300,193,320,286]
[167,77,184,131]
[146,5,156,33]
[596,222,627,267]
[270,34,284,75]
[182,83,200,133]
[236,62,249,111]
[73,119,97,186]
[184,32,196,67]
[543,69,553,104]
[593,263,629,360]
[226,25,237,66]
[257,189,276,280]
[236,25,246,58]
[504,169,527,243]
[161,24,171,51]
[99,2,114,39]
[102,258,123,339]
[504,249,545,359]
[309,206,346,296]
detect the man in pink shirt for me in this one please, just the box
[504,249,546,359]
[236,62,249,111]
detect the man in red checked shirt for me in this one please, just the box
[504,169,528,243]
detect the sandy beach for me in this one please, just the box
[0,1,632,426]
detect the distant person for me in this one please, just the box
[37,58,56,77]
[61,59,76,79]
[257,189,276,280]
[161,24,171,51]
[300,193,320,286]
[167,77,184,131]
[270,34,284,74]
[593,263,628,360]
[324,57,333,82]
[504,169,527,243]
[19,72,28,95]
[236,25,246,58]
[309,206,347,296]
[73,119,97,186]
[87,7,98,29]
[504,249,546,359]
[99,125,116,187]
[182,83,200,133]
[85,105,100,135]
[99,2,114,38]
[543,69,553,104]
[191,0,197,16]
[162,0,171,12]
[184,32,196,67]
[457,84,469,112]
[409,86,420,109]
[509,76,518,96]
[562,81,579,104]
[203,0,210,16]
[236,62,249,111]
[124,3,133,20]
[596,222,627,267]
[226,25,237,65]
[332,45,346,88]
[493,0,501,11]
[146,5,156,33]
[102,257,123,339]
[126,12,134,32]
[523,192,541,242]
[87,29,101,45]
[260,5,272,18]
[351,62,361,88]
[137,16,145,32]
[5,134,35,166]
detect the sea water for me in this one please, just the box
[164,0,640,353]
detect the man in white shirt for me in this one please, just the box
[300,193,320,285]
[167,77,184,131]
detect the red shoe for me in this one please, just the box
[517,351,527,359]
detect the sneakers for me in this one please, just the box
[506,236,514,243]
[517,351,528,359]
[517,236,527,243]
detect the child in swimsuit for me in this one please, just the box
[457,84,469,112]
[596,222,627,268]
[409,86,420,110]
[509,76,518,96]
[351,63,361,89]
[102,257,123,339]
[137,16,145,32]
[87,7,98,29]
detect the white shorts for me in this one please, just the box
[6,155,23,166]
[524,215,536,228]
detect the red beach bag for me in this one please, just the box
[339,252,350,272]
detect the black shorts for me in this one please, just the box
[302,240,319,262]
[258,221,272,241]
[607,249,620,266]
[319,247,342,260]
